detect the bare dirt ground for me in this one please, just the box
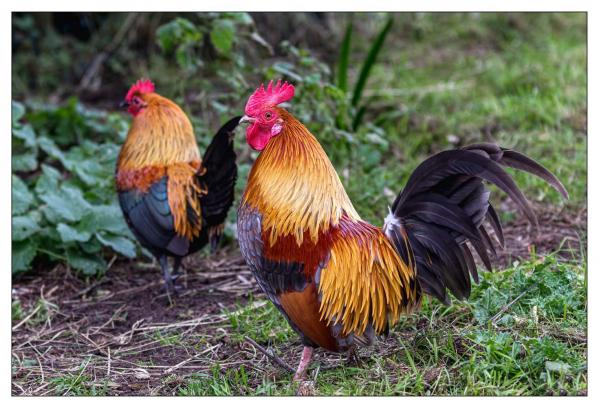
[11,206,586,396]
[494,204,586,267]
[11,251,264,395]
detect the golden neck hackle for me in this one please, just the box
[117,93,200,171]
[242,109,361,245]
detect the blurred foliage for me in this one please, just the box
[12,12,585,276]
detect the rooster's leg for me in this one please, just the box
[293,346,314,381]
[171,257,183,284]
[159,255,174,294]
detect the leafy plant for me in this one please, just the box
[11,100,137,275]
[156,17,204,73]
[156,13,254,75]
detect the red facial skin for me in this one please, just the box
[246,109,283,151]
[123,79,154,117]
[126,95,148,117]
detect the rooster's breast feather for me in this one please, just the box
[237,203,337,349]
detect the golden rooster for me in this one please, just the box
[237,80,568,380]
[116,79,240,294]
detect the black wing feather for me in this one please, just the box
[118,177,190,257]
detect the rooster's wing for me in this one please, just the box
[118,176,192,257]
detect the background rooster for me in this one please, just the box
[237,80,568,380]
[116,79,240,294]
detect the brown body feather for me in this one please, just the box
[279,285,338,351]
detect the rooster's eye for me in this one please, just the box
[264,111,273,120]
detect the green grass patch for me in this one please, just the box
[195,255,586,396]
[48,358,109,396]
[225,297,294,344]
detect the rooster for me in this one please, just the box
[237,80,568,380]
[116,79,240,294]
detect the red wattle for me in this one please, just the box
[246,124,271,151]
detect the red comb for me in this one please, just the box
[125,79,155,101]
[245,80,295,116]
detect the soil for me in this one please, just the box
[493,203,586,268]
[11,206,586,396]
[11,249,267,396]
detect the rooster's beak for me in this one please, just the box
[239,115,255,125]
[119,100,130,110]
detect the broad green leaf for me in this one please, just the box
[176,46,193,71]
[66,250,106,275]
[40,185,91,223]
[74,161,109,186]
[37,136,67,163]
[63,146,111,186]
[156,22,176,52]
[12,175,34,215]
[210,19,235,55]
[36,225,61,243]
[57,223,92,242]
[12,101,25,125]
[227,12,253,25]
[13,124,37,147]
[93,205,130,235]
[12,153,38,172]
[12,215,40,241]
[156,18,200,52]
[12,240,38,274]
[35,164,62,195]
[96,232,137,258]
[80,239,103,254]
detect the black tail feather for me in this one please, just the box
[486,204,504,247]
[198,116,241,233]
[386,143,567,303]
[467,144,569,200]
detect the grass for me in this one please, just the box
[10,251,586,396]
[207,255,586,396]
[224,297,294,344]
[46,358,110,396]
[49,373,109,396]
